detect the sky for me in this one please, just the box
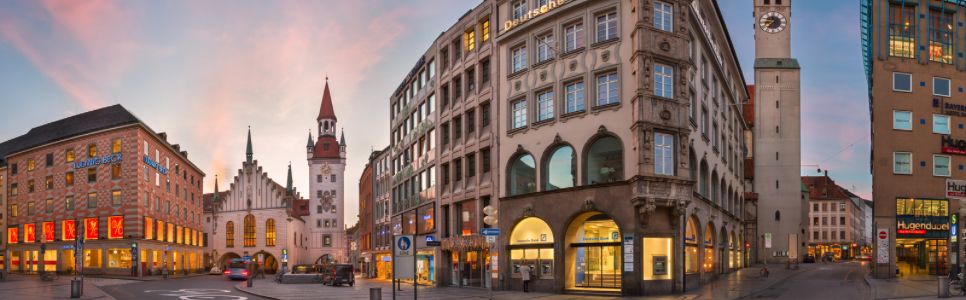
[0,0,871,227]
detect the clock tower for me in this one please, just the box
[752,0,805,264]
[306,78,348,264]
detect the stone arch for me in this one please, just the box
[253,251,279,274]
[542,142,577,191]
[583,133,624,185]
[507,151,537,196]
[563,211,623,290]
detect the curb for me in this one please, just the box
[233,282,283,300]
[734,265,813,300]
[863,276,875,300]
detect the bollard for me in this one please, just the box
[370,287,382,300]
[70,279,82,298]
[939,276,950,298]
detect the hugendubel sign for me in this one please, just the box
[941,135,966,155]
[948,179,966,200]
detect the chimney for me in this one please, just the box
[158,132,167,141]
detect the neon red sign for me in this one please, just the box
[897,229,927,235]
[7,227,17,244]
[62,220,76,241]
[24,224,35,243]
[85,218,99,240]
[108,216,123,239]
[42,222,54,242]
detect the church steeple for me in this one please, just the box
[213,175,219,198]
[317,78,337,138]
[246,126,253,164]
[340,129,346,146]
[286,162,293,195]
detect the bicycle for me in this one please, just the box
[950,273,965,296]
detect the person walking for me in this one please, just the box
[519,260,532,293]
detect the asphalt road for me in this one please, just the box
[742,261,871,300]
[99,275,270,300]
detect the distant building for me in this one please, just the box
[803,174,865,260]
[357,154,374,275]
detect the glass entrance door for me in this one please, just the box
[573,244,621,289]
[928,239,948,276]
[462,251,480,287]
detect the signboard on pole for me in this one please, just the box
[393,235,415,279]
[623,235,634,272]
[876,228,889,264]
[764,233,772,249]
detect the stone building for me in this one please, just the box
[306,79,349,264]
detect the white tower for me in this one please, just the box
[753,0,805,263]
[307,78,348,264]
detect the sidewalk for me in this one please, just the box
[0,274,126,300]
[235,265,810,300]
[866,273,938,299]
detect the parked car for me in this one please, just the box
[803,255,816,263]
[321,264,355,286]
[223,259,249,280]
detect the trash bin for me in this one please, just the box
[70,279,82,298]
[939,276,950,298]
[370,287,381,300]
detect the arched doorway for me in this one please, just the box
[218,252,241,269]
[718,227,728,274]
[509,217,555,291]
[254,251,279,274]
[565,211,622,291]
[703,223,715,274]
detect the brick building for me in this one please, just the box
[1,104,205,276]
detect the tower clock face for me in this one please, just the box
[320,163,332,177]
[759,11,787,33]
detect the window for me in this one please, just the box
[481,18,490,42]
[596,72,619,106]
[655,64,674,98]
[454,158,463,181]
[66,149,75,163]
[536,34,553,62]
[481,102,491,128]
[466,68,476,92]
[894,152,912,174]
[565,81,585,113]
[690,91,697,122]
[27,201,34,215]
[454,116,463,141]
[45,153,53,167]
[464,28,476,52]
[467,153,477,178]
[266,219,276,247]
[226,221,234,248]
[934,77,951,97]
[331,174,336,182]
[323,234,332,247]
[933,114,950,134]
[111,164,121,179]
[586,135,623,184]
[88,144,97,158]
[87,168,96,182]
[537,90,555,121]
[508,154,536,196]
[512,99,527,129]
[112,190,122,206]
[512,0,526,19]
[596,12,618,42]
[934,155,951,177]
[481,148,491,173]
[888,4,916,58]
[45,175,53,190]
[893,72,911,92]
[654,1,673,32]
[655,132,674,175]
[544,145,575,190]
[10,204,17,217]
[65,196,74,211]
[243,214,256,247]
[27,159,35,171]
[467,109,476,134]
[480,58,491,86]
[87,192,97,209]
[112,139,121,153]
[511,45,528,73]
[563,22,584,52]
[929,11,954,64]
[893,110,912,130]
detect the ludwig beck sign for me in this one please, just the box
[948,179,966,200]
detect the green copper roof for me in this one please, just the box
[306,131,314,148]
[754,58,800,69]
[340,130,346,146]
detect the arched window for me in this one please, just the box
[225,221,235,248]
[244,214,256,247]
[266,218,277,247]
[710,171,719,205]
[508,154,536,196]
[774,210,781,221]
[585,136,623,184]
[688,148,697,182]
[685,217,699,274]
[699,159,709,196]
[544,145,575,190]
[510,217,554,278]
[703,223,714,272]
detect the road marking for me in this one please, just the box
[145,288,247,300]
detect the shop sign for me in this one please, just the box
[73,153,122,169]
[143,155,169,175]
[764,233,772,249]
[942,136,966,155]
[623,235,634,273]
[502,0,568,32]
[24,223,36,243]
[896,215,949,238]
[62,220,76,241]
[7,227,18,244]
[108,216,124,239]
[85,218,99,240]
[948,179,966,200]
[935,99,966,117]
[42,222,54,242]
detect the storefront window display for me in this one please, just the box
[685,218,698,274]
[10,251,21,272]
[61,250,75,273]
[642,237,672,280]
[417,205,435,234]
[84,249,102,268]
[145,217,154,240]
[510,217,554,279]
[703,225,714,273]
[457,200,477,236]
[376,254,392,279]
[566,212,621,290]
[416,251,435,285]
[43,249,57,272]
[403,212,416,235]
[107,248,132,269]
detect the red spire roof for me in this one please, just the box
[317,79,337,121]
[312,135,341,159]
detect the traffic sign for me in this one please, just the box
[426,241,441,247]
[394,235,414,257]
[878,231,887,240]
[481,228,500,236]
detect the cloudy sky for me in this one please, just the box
[0,0,869,226]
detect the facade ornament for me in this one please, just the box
[637,198,658,228]
[597,125,608,134]
[582,198,596,211]
[522,205,534,217]
[553,133,562,144]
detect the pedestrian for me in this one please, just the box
[519,260,532,293]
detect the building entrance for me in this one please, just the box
[566,212,622,291]
[896,238,947,276]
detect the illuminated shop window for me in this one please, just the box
[928,11,953,64]
[888,4,916,58]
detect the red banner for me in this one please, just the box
[62,220,76,241]
[85,218,99,240]
[42,222,54,242]
[108,216,123,239]
[24,224,35,243]
[6,227,17,244]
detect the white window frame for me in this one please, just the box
[512,99,528,129]
[511,45,528,73]
[565,81,585,113]
[595,12,618,42]
[655,64,674,98]
[655,132,674,175]
[933,114,951,134]
[892,72,912,92]
[934,77,951,97]
[536,34,554,63]
[654,1,673,32]
[563,22,584,52]
[893,110,912,131]
[537,90,554,121]
[893,152,912,174]
[596,72,619,106]
[933,154,951,177]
